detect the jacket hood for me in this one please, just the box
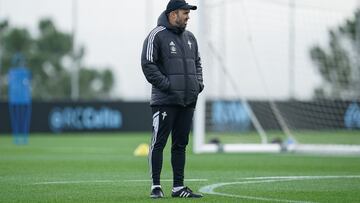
[157,11,185,34]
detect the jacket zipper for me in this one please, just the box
[178,35,188,106]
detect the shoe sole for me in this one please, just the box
[171,195,203,198]
[150,195,164,199]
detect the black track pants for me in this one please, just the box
[149,106,194,187]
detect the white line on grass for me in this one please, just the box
[32,178,208,185]
[199,175,360,203]
[32,180,120,185]
[199,179,314,203]
[238,175,360,180]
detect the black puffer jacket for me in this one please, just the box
[141,11,204,107]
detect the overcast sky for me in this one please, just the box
[0,0,359,100]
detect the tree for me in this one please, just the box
[0,18,114,100]
[310,9,360,100]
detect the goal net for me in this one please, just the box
[193,0,360,154]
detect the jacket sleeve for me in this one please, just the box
[194,37,204,93]
[141,32,170,92]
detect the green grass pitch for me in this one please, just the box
[1,133,360,203]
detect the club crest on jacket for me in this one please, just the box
[188,40,192,49]
[169,41,177,54]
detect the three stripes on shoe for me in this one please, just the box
[178,190,191,198]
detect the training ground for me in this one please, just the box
[1,133,360,203]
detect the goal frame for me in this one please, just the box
[193,0,360,155]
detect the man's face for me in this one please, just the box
[174,9,190,29]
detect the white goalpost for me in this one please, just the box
[193,0,360,155]
[193,0,282,154]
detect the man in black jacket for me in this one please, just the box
[141,0,204,199]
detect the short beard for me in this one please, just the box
[175,13,187,29]
[177,22,186,29]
